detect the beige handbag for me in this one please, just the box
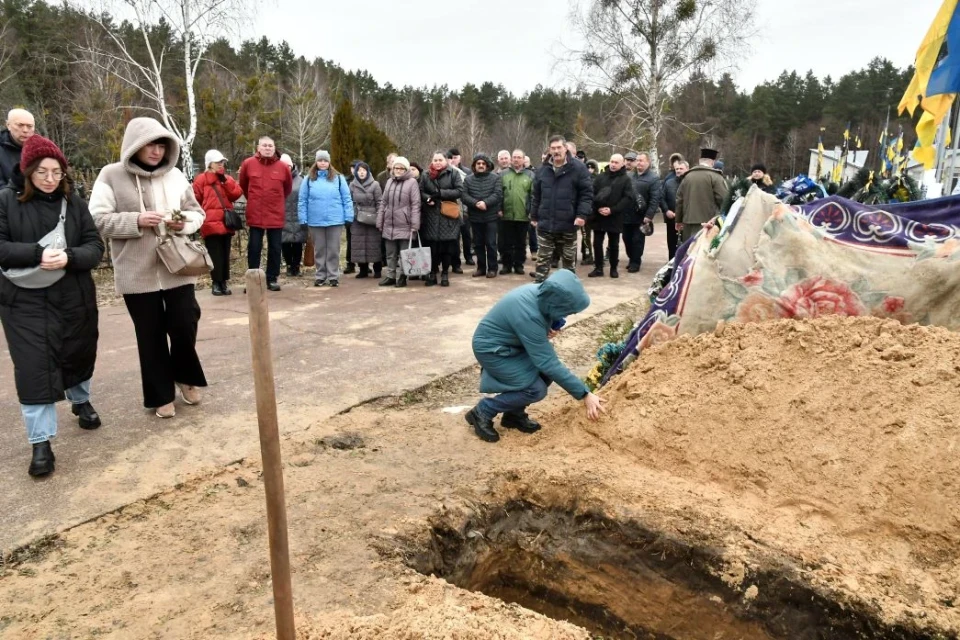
[136,176,212,277]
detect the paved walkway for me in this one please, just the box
[0,234,667,550]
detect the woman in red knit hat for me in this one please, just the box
[0,134,104,477]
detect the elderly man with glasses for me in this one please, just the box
[0,108,36,190]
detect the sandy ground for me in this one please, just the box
[1,314,957,638]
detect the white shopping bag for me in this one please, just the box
[400,232,431,277]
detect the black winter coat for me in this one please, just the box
[461,155,503,224]
[420,166,464,241]
[0,130,22,191]
[0,183,104,404]
[661,172,682,223]
[630,168,662,224]
[590,166,635,233]
[530,153,593,234]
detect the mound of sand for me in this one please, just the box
[580,315,959,628]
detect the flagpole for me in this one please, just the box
[945,100,960,193]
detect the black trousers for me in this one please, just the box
[123,285,207,408]
[281,242,303,272]
[593,230,621,270]
[665,219,679,260]
[500,220,529,268]
[247,227,282,282]
[454,220,472,268]
[622,224,646,268]
[528,224,538,253]
[427,238,456,274]
[344,223,353,266]
[204,234,232,283]
[471,220,498,273]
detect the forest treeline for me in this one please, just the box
[0,0,916,177]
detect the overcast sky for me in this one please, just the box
[254,0,936,97]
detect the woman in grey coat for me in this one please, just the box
[349,162,383,278]
[376,156,420,287]
[420,151,464,287]
[279,154,306,276]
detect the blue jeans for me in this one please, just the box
[22,379,91,444]
[476,376,549,421]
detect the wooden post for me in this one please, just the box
[245,269,296,640]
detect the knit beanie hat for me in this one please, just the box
[21,135,68,171]
[750,163,767,174]
[315,149,331,162]
[392,156,410,171]
[279,153,293,167]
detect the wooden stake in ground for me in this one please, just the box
[245,269,296,640]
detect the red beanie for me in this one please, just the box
[20,135,69,171]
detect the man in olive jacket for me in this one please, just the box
[529,135,593,283]
[499,149,534,275]
[676,148,727,244]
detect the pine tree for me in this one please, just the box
[331,99,361,174]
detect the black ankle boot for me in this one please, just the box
[501,412,542,433]
[72,401,101,429]
[465,408,499,442]
[211,282,224,296]
[440,272,449,287]
[29,441,55,477]
[425,273,438,287]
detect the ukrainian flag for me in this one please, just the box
[903,0,960,168]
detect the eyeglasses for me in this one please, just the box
[35,170,64,181]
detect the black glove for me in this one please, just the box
[216,173,227,183]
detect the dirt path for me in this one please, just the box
[1,314,957,639]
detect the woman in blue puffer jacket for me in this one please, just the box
[298,149,353,287]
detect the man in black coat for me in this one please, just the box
[626,151,661,272]
[462,154,504,277]
[660,159,688,260]
[529,135,593,283]
[588,154,635,279]
[0,109,36,190]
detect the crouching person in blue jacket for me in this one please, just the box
[466,269,605,442]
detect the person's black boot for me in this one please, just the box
[29,441,55,477]
[267,281,281,292]
[501,412,541,434]
[465,408,499,442]
[356,264,370,279]
[425,273,438,287]
[396,275,408,287]
[440,272,449,287]
[222,281,233,295]
[343,263,356,274]
[379,276,397,286]
[499,266,511,275]
[72,401,101,430]
[513,265,525,275]
[587,269,604,278]
[211,281,224,296]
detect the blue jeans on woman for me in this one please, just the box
[476,376,550,421]
[22,379,91,444]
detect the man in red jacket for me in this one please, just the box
[239,136,292,291]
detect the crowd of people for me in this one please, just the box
[0,107,776,471]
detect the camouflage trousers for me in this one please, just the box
[534,230,577,281]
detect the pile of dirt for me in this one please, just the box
[561,315,960,630]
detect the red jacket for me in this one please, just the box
[239,154,293,229]
[193,171,243,238]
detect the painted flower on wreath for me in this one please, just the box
[935,238,960,258]
[777,276,865,319]
[810,204,846,231]
[736,292,785,324]
[638,321,677,351]
[740,270,764,288]
[873,296,912,324]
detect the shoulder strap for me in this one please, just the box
[209,178,229,210]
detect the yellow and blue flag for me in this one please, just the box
[928,1,960,96]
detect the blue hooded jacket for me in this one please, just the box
[472,269,590,399]
[298,169,354,227]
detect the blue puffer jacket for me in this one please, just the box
[298,170,354,227]
[472,269,590,400]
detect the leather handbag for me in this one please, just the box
[1,199,68,289]
[440,200,460,219]
[137,176,213,277]
[210,178,243,231]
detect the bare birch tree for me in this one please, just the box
[564,0,753,166]
[282,60,334,170]
[75,0,253,177]
[464,107,486,160]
